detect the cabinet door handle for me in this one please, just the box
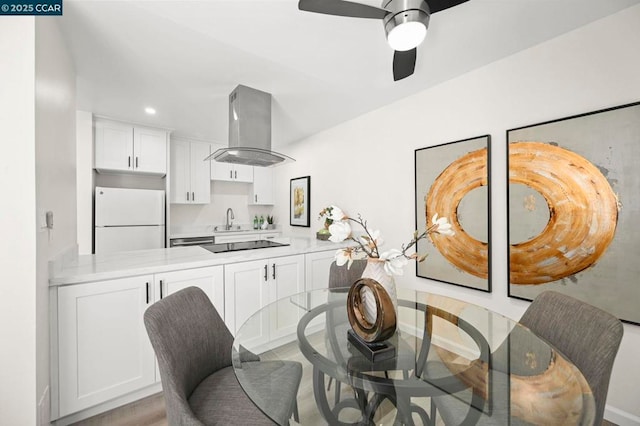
[255,194,258,203]
[186,192,190,201]
[272,263,276,280]
[146,282,150,304]
[159,280,163,299]
[230,170,233,179]
[264,264,268,282]
[128,156,131,168]
[135,156,139,168]
[192,192,195,201]
[235,170,237,179]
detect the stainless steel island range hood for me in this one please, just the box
[206,85,294,167]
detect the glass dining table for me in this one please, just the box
[232,288,595,425]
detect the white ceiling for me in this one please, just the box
[59,0,640,147]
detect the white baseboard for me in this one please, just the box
[51,384,162,426]
[38,386,50,426]
[605,405,640,426]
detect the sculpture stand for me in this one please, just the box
[347,329,396,363]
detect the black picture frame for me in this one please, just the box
[507,101,640,326]
[414,135,492,293]
[290,176,311,227]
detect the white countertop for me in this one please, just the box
[49,237,344,286]
[170,224,280,239]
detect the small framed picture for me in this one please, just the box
[290,176,311,227]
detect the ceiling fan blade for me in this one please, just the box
[427,0,470,14]
[393,49,416,81]
[298,0,388,19]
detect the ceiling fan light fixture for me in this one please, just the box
[387,20,427,51]
[383,0,430,51]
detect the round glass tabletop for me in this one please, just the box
[232,288,595,425]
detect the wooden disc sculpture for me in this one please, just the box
[426,142,617,284]
[347,278,396,343]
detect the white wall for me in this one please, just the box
[0,18,38,425]
[35,18,78,424]
[275,5,640,423]
[0,17,78,424]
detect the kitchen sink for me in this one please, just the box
[213,226,245,233]
[201,240,289,253]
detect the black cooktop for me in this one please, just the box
[201,240,289,254]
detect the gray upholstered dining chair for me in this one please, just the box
[144,286,302,425]
[428,290,624,425]
[519,291,623,425]
[328,259,368,292]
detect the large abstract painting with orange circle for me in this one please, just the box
[415,134,492,293]
[507,102,640,325]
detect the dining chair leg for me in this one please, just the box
[430,397,436,424]
[293,400,300,423]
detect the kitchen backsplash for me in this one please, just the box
[170,180,274,227]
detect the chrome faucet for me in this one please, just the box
[225,208,235,230]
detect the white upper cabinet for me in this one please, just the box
[94,118,167,176]
[133,127,169,174]
[233,164,254,182]
[170,139,211,204]
[94,120,134,172]
[209,144,253,182]
[189,142,212,203]
[250,166,274,205]
[211,162,254,183]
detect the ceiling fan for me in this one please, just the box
[298,0,469,81]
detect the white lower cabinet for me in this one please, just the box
[305,249,337,292]
[53,265,224,421]
[52,252,339,422]
[56,276,156,417]
[270,255,306,339]
[156,266,224,318]
[224,259,271,344]
[224,255,304,342]
[304,250,336,329]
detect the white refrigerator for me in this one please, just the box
[94,186,166,254]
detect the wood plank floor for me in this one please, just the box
[72,330,618,426]
[71,393,167,426]
[72,391,618,426]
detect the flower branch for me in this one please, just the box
[318,206,455,276]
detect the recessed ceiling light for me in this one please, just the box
[145,107,156,115]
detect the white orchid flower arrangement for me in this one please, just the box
[319,205,455,277]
